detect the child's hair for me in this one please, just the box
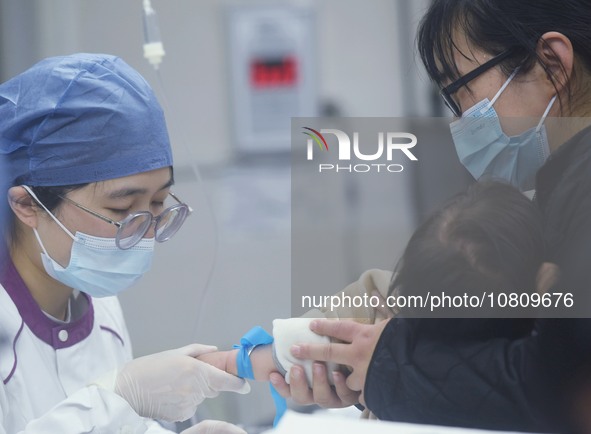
[390,181,544,339]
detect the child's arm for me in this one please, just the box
[197,345,276,381]
[199,269,394,384]
[197,318,337,385]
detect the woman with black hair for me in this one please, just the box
[0,54,248,434]
[272,1,591,432]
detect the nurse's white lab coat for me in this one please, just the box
[0,260,173,433]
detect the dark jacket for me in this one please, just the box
[364,126,591,432]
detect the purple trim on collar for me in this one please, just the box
[0,259,94,350]
[3,320,24,385]
[100,325,125,347]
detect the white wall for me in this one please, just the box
[0,0,424,161]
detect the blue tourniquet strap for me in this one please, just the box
[233,326,287,426]
[269,382,288,425]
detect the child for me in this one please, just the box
[199,181,555,404]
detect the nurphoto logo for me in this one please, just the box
[303,127,418,173]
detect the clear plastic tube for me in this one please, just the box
[140,0,219,340]
[142,0,165,69]
[154,70,220,341]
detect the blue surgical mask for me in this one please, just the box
[29,192,154,297]
[450,68,556,192]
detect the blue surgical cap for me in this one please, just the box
[0,53,173,187]
[0,154,7,262]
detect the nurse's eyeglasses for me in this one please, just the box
[26,186,192,250]
[440,48,516,117]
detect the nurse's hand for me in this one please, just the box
[181,420,247,434]
[270,364,360,408]
[114,344,250,422]
[287,319,390,406]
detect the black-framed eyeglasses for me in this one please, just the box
[440,48,516,117]
[24,185,192,250]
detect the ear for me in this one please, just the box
[8,186,40,229]
[537,31,574,95]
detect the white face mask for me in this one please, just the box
[27,187,154,297]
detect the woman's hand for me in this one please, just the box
[270,363,360,408]
[112,344,250,422]
[269,319,391,407]
[288,319,390,406]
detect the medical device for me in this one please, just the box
[142,0,165,69]
[141,0,219,338]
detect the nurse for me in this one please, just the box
[0,54,248,433]
[273,0,591,432]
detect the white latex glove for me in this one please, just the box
[112,344,250,422]
[181,420,247,434]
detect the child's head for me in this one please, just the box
[391,181,545,337]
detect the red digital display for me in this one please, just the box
[250,56,298,88]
